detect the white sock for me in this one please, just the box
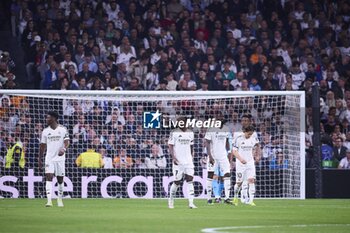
[207,178,213,200]
[241,182,248,202]
[224,177,231,200]
[187,181,194,205]
[169,183,178,200]
[234,184,241,199]
[46,181,52,202]
[248,183,256,203]
[58,183,64,199]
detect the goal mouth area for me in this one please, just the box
[0,90,305,199]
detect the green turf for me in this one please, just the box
[0,199,349,233]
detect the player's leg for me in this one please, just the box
[233,165,244,206]
[220,159,232,204]
[206,158,215,204]
[240,181,248,204]
[212,174,220,202]
[247,166,256,206]
[218,176,224,198]
[45,161,54,207]
[169,165,183,209]
[206,171,214,204]
[56,161,65,207]
[184,171,197,209]
[212,163,221,203]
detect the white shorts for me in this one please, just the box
[236,163,256,183]
[206,157,215,172]
[173,164,194,181]
[214,158,231,175]
[45,160,65,176]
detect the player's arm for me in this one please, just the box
[232,149,247,164]
[58,139,70,156]
[231,134,246,164]
[38,143,46,170]
[59,129,70,156]
[168,144,178,165]
[38,128,47,170]
[168,131,179,165]
[253,143,261,163]
[226,138,233,163]
[205,139,214,165]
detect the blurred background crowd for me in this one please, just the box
[0,0,350,170]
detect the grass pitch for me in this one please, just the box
[0,199,349,233]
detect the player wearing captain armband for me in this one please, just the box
[38,111,70,207]
[205,119,233,205]
[232,125,260,206]
[168,117,197,209]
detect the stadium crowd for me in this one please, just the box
[1,0,350,170]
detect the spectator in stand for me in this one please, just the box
[3,0,350,172]
[178,71,196,90]
[60,53,77,73]
[165,72,178,91]
[113,147,133,169]
[221,61,235,81]
[269,148,288,170]
[343,132,350,150]
[145,144,167,169]
[99,147,113,169]
[43,61,58,89]
[338,149,350,169]
[78,53,98,73]
[333,137,347,161]
[290,61,306,89]
[249,77,261,91]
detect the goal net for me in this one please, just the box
[0,90,305,199]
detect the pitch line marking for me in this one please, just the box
[201,224,350,233]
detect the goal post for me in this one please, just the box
[0,90,305,199]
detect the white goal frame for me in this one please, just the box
[0,90,305,199]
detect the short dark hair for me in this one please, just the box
[241,114,252,119]
[243,125,255,132]
[47,111,59,120]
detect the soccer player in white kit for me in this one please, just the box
[232,125,260,206]
[205,122,233,204]
[168,118,197,209]
[232,114,258,204]
[39,111,70,207]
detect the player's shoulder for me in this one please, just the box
[57,124,68,130]
[251,132,259,142]
[221,125,230,133]
[42,126,50,133]
[236,134,245,142]
[171,128,181,134]
[234,131,244,139]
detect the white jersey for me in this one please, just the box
[168,129,194,167]
[233,133,259,165]
[204,125,229,160]
[232,131,258,141]
[41,125,69,162]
